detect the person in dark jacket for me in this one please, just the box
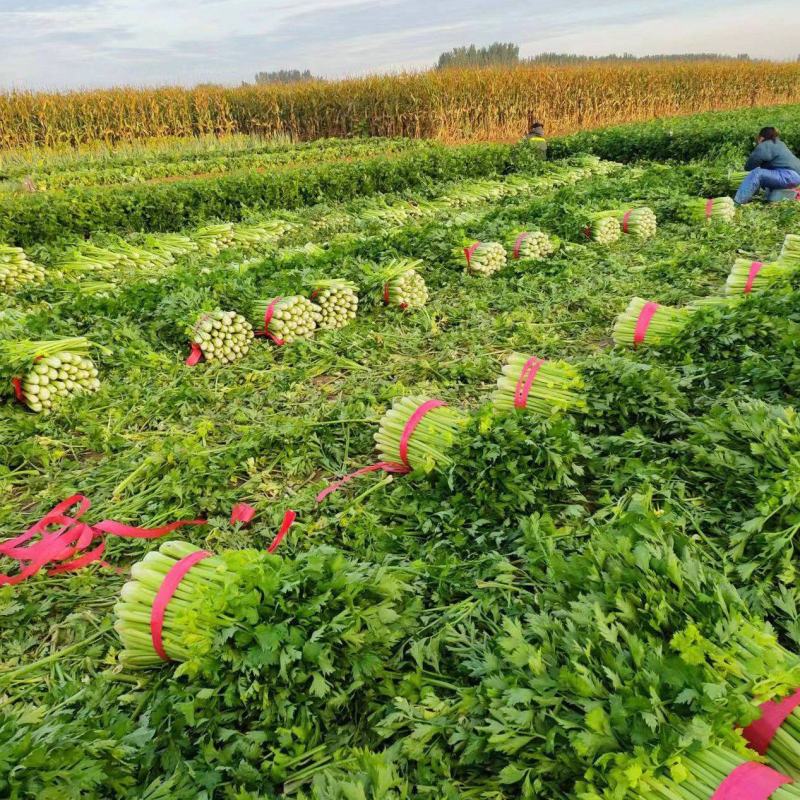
[524,121,547,155]
[734,127,800,204]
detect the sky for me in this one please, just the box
[0,0,797,92]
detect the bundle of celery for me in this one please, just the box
[630,748,800,800]
[0,244,45,291]
[381,259,429,309]
[584,213,621,244]
[193,223,235,255]
[189,309,253,364]
[610,206,658,238]
[683,196,736,224]
[513,230,558,260]
[230,221,290,251]
[2,337,99,413]
[492,354,585,415]
[114,540,230,667]
[251,296,321,343]
[106,239,173,273]
[311,280,359,330]
[114,542,417,675]
[143,233,199,260]
[613,297,692,347]
[464,242,507,276]
[57,244,123,277]
[729,169,749,189]
[725,258,791,295]
[374,396,466,471]
[780,234,800,267]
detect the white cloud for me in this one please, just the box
[0,0,796,91]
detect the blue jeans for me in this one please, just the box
[735,167,800,204]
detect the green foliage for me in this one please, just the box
[437,42,520,70]
[550,103,800,162]
[254,70,316,85]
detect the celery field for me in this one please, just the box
[3,108,800,799]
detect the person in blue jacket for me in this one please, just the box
[734,127,800,204]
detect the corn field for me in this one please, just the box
[2,60,800,149]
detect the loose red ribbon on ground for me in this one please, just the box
[464,242,481,266]
[315,462,410,503]
[622,210,633,233]
[744,261,764,294]
[0,495,205,587]
[11,377,26,404]
[257,297,284,345]
[399,399,445,466]
[513,233,529,260]
[185,342,203,366]
[266,509,297,554]
[150,549,211,661]
[230,503,256,524]
[705,198,715,219]
[710,762,792,800]
[633,302,660,347]
[514,357,544,409]
[742,690,800,755]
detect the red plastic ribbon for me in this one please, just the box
[710,762,791,800]
[150,549,211,661]
[622,210,633,233]
[705,198,715,219]
[744,261,764,295]
[266,509,297,554]
[399,399,446,466]
[633,302,660,347]
[0,495,205,587]
[514,357,544,409]
[257,298,284,345]
[464,242,481,266]
[230,503,256,524]
[185,342,203,366]
[11,377,26,404]
[316,462,410,503]
[513,233,529,260]
[383,283,408,311]
[742,690,800,755]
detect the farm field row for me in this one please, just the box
[3,108,800,799]
[0,137,432,192]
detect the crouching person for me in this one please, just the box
[735,127,800,204]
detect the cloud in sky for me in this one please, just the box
[0,0,796,91]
